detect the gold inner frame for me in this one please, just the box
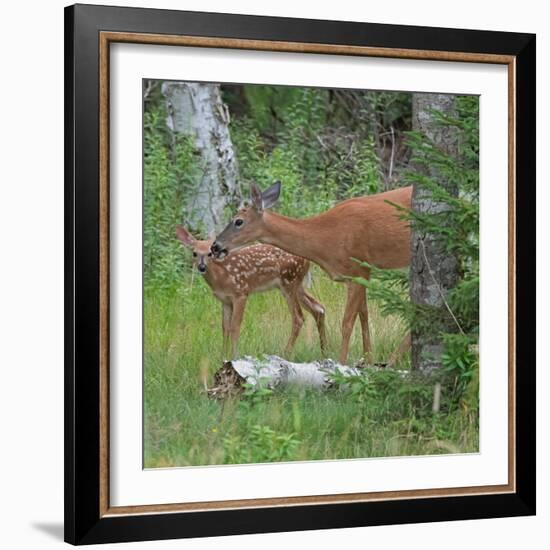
[98,31,517,517]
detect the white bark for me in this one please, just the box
[233,356,362,388]
[207,355,368,399]
[162,82,241,232]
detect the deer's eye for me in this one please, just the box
[192,252,197,257]
[234,219,244,227]
[207,252,213,257]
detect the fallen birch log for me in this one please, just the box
[207,355,364,399]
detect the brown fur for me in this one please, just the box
[213,185,412,363]
[176,226,327,358]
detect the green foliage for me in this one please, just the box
[144,272,478,468]
[223,425,300,464]
[441,333,479,399]
[405,96,479,269]
[368,91,412,132]
[230,88,330,217]
[330,368,436,418]
[409,96,480,341]
[346,137,381,196]
[355,96,479,400]
[447,275,479,334]
[351,265,414,325]
[239,378,275,410]
[230,86,385,218]
[143,105,200,290]
[243,86,293,133]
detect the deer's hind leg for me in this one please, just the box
[297,287,327,354]
[281,287,305,356]
[387,332,411,367]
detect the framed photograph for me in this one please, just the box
[65,3,536,545]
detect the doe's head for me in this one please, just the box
[211,180,281,258]
[176,225,215,274]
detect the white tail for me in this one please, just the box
[176,226,327,358]
[212,181,412,363]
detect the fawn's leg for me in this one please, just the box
[298,287,327,353]
[222,302,233,356]
[339,282,364,364]
[282,288,305,356]
[229,295,247,359]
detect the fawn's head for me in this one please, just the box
[211,181,281,258]
[176,226,215,274]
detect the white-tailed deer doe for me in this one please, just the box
[176,226,327,358]
[212,181,412,364]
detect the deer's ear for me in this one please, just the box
[176,225,196,247]
[262,180,281,210]
[250,183,264,212]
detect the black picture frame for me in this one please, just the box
[65,3,536,545]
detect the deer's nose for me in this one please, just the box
[198,264,207,273]
[211,241,228,259]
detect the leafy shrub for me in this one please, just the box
[143,106,200,290]
[230,87,385,218]
[355,96,479,399]
[223,425,300,464]
[330,368,437,419]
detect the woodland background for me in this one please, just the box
[143,80,480,467]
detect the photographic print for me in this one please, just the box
[143,80,480,469]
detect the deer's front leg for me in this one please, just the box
[358,288,371,358]
[229,295,247,358]
[298,289,327,354]
[221,302,233,356]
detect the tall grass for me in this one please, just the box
[144,268,478,468]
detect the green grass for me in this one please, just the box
[144,267,478,468]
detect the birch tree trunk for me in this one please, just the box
[161,82,241,233]
[410,94,459,373]
[207,356,375,399]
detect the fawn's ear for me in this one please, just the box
[250,182,264,212]
[262,180,281,210]
[176,225,196,247]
